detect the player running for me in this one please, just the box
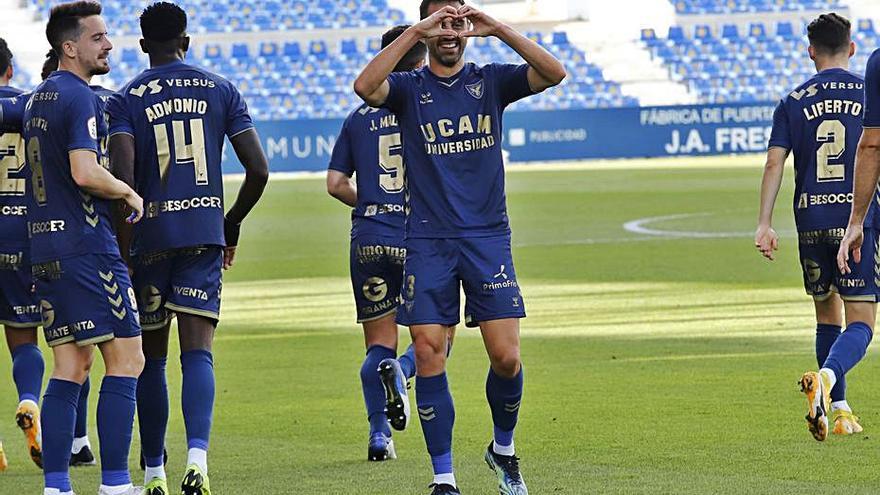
[107,3,269,494]
[23,2,146,494]
[0,38,45,469]
[756,13,875,441]
[328,25,427,462]
[354,1,565,493]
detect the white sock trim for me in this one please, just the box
[820,368,837,390]
[19,398,39,409]
[187,447,208,474]
[831,400,852,412]
[145,465,167,484]
[98,484,133,495]
[433,473,456,487]
[493,440,515,456]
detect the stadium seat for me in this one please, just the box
[231,43,250,59]
[747,23,767,40]
[340,39,359,56]
[259,42,279,58]
[720,24,739,40]
[775,22,794,38]
[667,26,685,42]
[693,25,713,41]
[309,40,329,59]
[858,19,875,35]
[283,42,303,59]
[204,44,223,59]
[552,31,570,46]
[641,28,658,43]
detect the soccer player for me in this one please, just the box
[23,2,146,494]
[756,13,874,441]
[0,48,113,469]
[107,3,269,494]
[0,37,45,469]
[354,1,565,493]
[328,25,425,462]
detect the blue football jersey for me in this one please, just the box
[107,61,253,255]
[22,71,119,263]
[328,104,405,238]
[0,86,27,249]
[863,49,880,128]
[768,68,877,230]
[383,63,534,238]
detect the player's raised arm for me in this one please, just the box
[353,5,459,106]
[458,5,566,92]
[756,147,789,260]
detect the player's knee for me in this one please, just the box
[413,336,446,370]
[53,355,92,383]
[106,347,145,378]
[489,348,521,378]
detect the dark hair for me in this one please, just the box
[46,1,102,54]
[0,38,12,75]
[41,50,59,80]
[807,13,851,56]
[140,2,187,42]
[382,25,427,72]
[419,0,464,20]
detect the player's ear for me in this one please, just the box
[807,44,816,61]
[139,38,148,54]
[849,41,856,58]
[181,36,190,54]
[5,64,12,81]
[61,40,77,59]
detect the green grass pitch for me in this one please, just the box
[1,155,879,494]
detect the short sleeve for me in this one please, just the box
[492,63,534,107]
[0,95,26,133]
[383,71,411,114]
[65,88,99,154]
[327,116,354,176]
[106,92,134,137]
[864,50,880,128]
[767,100,791,150]
[225,81,254,138]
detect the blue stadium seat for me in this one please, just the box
[259,42,279,58]
[693,25,712,40]
[641,28,658,44]
[551,32,570,46]
[204,44,223,59]
[231,43,250,59]
[120,48,139,64]
[340,39,359,56]
[747,22,767,40]
[309,40,329,59]
[858,19,875,35]
[720,24,739,40]
[775,22,794,38]
[667,26,685,42]
[283,42,302,59]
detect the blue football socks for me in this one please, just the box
[181,350,215,451]
[74,376,90,441]
[11,343,43,404]
[362,345,395,436]
[137,357,169,468]
[416,373,456,484]
[823,321,873,385]
[486,368,523,455]
[97,376,137,488]
[42,379,81,492]
[398,344,416,380]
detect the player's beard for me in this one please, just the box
[430,37,465,68]
[89,55,111,76]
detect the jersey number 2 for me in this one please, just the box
[379,133,404,194]
[154,119,208,185]
[816,120,845,182]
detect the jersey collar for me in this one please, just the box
[425,63,472,88]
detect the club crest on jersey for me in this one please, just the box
[466,80,484,100]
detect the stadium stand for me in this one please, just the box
[670,0,845,15]
[643,19,872,104]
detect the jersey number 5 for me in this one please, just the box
[154,119,208,186]
[816,120,845,182]
[379,133,404,194]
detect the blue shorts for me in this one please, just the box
[396,234,526,328]
[798,228,880,302]
[350,235,405,323]
[33,254,141,347]
[0,250,40,328]
[133,246,223,331]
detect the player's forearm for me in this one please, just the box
[327,176,357,207]
[757,154,785,226]
[354,27,421,104]
[227,130,270,225]
[108,134,136,188]
[72,159,136,201]
[849,142,880,226]
[496,24,566,90]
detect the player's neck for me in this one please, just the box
[148,54,184,69]
[814,57,849,73]
[57,61,92,84]
[428,58,466,78]
[0,78,9,87]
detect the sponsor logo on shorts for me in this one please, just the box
[803,258,822,284]
[44,319,96,342]
[361,299,396,318]
[12,304,39,317]
[798,228,844,245]
[173,285,209,301]
[362,277,388,303]
[356,244,406,264]
[484,265,519,291]
[0,251,25,270]
[836,277,866,288]
[40,300,54,328]
[141,285,163,313]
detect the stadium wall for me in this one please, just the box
[223,101,777,173]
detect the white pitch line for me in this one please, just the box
[622,212,754,239]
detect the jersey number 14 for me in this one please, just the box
[154,119,208,186]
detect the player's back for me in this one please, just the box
[771,68,867,230]
[0,85,27,250]
[330,104,405,238]
[108,61,253,255]
[22,71,118,263]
